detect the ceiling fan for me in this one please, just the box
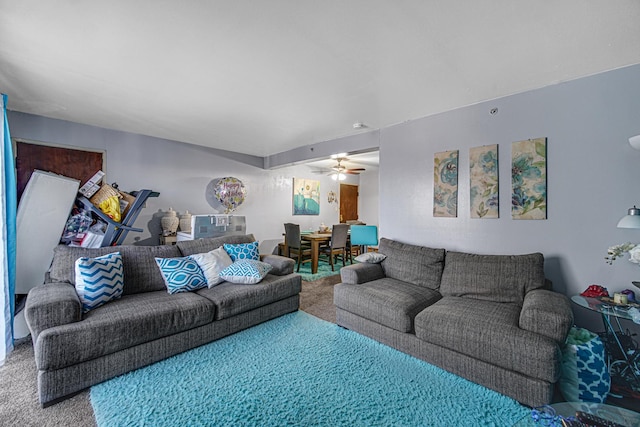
[328,157,365,181]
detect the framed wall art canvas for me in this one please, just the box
[292,178,320,215]
[469,144,499,219]
[433,150,458,218]
[511,138,547,220]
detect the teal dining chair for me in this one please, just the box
[349,225,378,255]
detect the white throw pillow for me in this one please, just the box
[354,252,387,264]
[75,252,124,313]
[218,260,272,284]
[189,247,233,288]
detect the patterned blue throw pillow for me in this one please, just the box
[223,241,259,262]
[218,260,272,284]
[559,327,610,403]
[155,257,207,294]
[75,252,124,313]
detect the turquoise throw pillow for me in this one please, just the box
[75,252,124,313]
[223,241,259,262]
[559,327,610,403]
[219,260,272,284]
[155,257,207,294]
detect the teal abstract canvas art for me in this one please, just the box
[293,177,320,215]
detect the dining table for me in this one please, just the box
[300,232,332,274]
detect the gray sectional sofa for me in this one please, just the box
[334,238,573,407]
[25,234,301,406]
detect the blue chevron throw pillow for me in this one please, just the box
[219,259,272,284]
[75,252,124,313]
[155,257,207,294]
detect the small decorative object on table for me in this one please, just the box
[605,243,640,307]
[530,405,578,426]
[179,210,192,233]
[605,242,640,265]
[161,208,179,236]
[524,403,638,427]
[580,285,609,298]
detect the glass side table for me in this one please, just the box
[513,402,640,426]
[571,295,640,393]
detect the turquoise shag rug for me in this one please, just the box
[91,311,528,427]
[296,260,342,281]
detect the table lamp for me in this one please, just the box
[617,206,640,228]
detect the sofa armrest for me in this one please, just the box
[25,283,82,346]
[519,289,573,344]
[340,263,385,285]
[260,254,295,276]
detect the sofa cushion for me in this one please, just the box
[35,290,216,370]
[414,297,560,382]
[333,278,441,333]
[74,252,124,312]
[378,239,445,290]
[49,244,182,295]
[155,257,208,294]
[260,255,295,276]
[340,263,385,285]
[196,273,301,320]
[176,234,256,257]
[439,251,546,304]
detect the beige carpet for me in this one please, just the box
[0,274,340,427]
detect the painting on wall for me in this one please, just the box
[469,144,499,219]
[433,150,459,218]
[511,138,547,220]
[292,178,320,215]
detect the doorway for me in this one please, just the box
[339,184,358,223]
[15,139,105,202]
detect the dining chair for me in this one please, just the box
[349,225,378,255]
[283,223,312,272]
[319,223,350,271]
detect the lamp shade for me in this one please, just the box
[629,135,640,150]
[617,206,640,228]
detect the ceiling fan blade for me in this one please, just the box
[345,170,361,175]
[346,168,365,172]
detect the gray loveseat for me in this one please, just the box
[25,234,301,406]
[334,238,573,407]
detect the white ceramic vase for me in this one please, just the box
[161,208,179,236]
[179,210,192,233]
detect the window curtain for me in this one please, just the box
[1,93,16,366]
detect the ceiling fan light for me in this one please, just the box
[338,173,346,180]
[331,174,338,181]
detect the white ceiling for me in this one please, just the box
[1,1,640,159]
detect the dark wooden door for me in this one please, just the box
[15,140,104,202]
[340,184,358,223]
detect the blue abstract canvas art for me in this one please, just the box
[293,178,320,215]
